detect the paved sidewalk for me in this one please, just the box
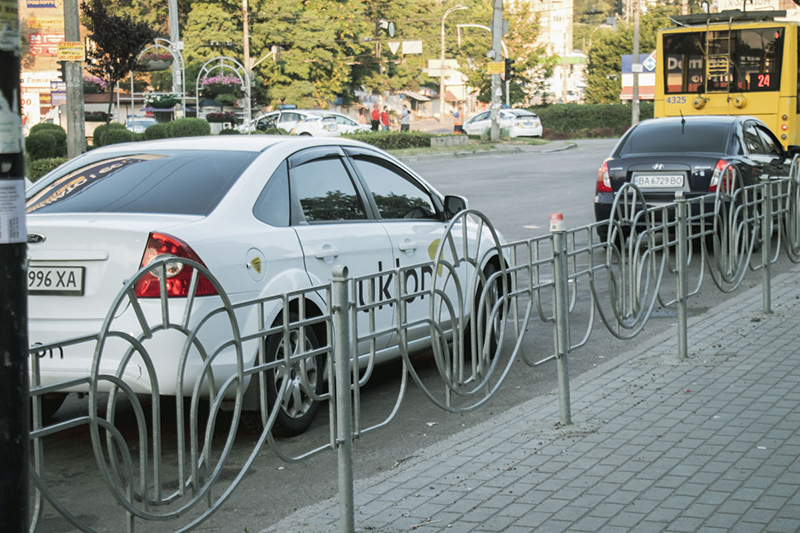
[262,265,800,533]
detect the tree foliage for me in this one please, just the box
[82,0,157,142]
[584,5,674,104]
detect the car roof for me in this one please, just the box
[636,115,749,129]
[84,135,385,155]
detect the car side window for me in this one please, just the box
[290,157,367,223]
[742,123,767,155]
[472,111,490,122]
[755,126,783,157]
[279,112,299,124]
[351,156,438,220]
[253,161,290,227]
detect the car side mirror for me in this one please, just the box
[443,195,468,219]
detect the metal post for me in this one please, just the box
[0,1,30,528]
[63,0,86,157]
[761,177,773,313]
[440,5,467,124]
[332,266,355,533]
[675,192,689,359]
[490,0,503,141]
[551,214,572,425]
[168,0,181,96]
[631,0,640,126]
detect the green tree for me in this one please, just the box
[584,5,674,104]
[83,0,157,143]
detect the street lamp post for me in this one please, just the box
[440,4,467,122]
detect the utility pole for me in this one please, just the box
[0,0,30,529]
[168,0,181,98]
[631,0,640,126]
[243,0,250,74]
[64,0,86,157]
[490,0,503,141]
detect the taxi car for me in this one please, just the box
[239,108,338,136]
[463,109,543,138]
[26,136,505,435]
[594,115,799,241]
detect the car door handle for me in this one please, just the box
[398,240,418,252]
[314,246,339,260]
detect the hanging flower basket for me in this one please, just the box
[135,51,173,72]
[84,111,109,122]
[205,111,239,124]
[201,75,242,98]
[146,94,179,109]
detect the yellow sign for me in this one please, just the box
[28,16,63,29]
[487,61,504,75]
[57,41,84,62]
[250,257,262,274]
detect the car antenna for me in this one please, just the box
[680,109,685,135]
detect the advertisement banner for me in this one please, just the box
[28,16,63,30]
[27,0,60,8]
[57,41,84,61]
[30,33,64,56]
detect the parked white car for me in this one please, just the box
[463,109,543,138]
[239,108,338,136]
[327,112,371,134]
[26,135,504,435]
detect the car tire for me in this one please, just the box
[596,224,609,242]
[31,392,67,423]
[263,317,325,437]
[463,262,504,365]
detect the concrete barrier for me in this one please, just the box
[430,135,469,148]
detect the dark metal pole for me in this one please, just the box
[0,1,30,530]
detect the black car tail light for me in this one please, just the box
[708,159,733,192]
[135,232,217,298]
[596,161,612,192]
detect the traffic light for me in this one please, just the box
[504,58,515,80]
[56,61,66,81]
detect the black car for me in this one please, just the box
[594,115,799,240]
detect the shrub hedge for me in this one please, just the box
[167,118,211,138]
[104,128,136,146]
[219,128,242,135]
[144,123,169,140]
[342,131,433,150]
[92,122,127,147]
[28,157,68,182]
[528,103,654,139]
[28,123,67,157]
[26,132,58,161]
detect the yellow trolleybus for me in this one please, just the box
[655,9,800,147]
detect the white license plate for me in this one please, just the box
[28,266,85,296]
[633,174,685,188]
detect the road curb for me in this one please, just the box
[394,141,576,164]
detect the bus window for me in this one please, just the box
[663,32,705,94]
[663,28,784,94]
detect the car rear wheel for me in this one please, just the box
[264,320,324,437]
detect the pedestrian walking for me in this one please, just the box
[358,108,368,125]
[452,103,464,135]
[380,106,390,132]
[371,103,380,131]
[400,105,410,132]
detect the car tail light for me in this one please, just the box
[708,159,733,192]
[135,232,217,298]
[596,161,612,192]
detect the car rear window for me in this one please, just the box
[619,122,730,154]
[26,151,257,216]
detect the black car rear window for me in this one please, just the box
[618,122,730,155]
[26,151,258,215]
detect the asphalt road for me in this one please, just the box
[32,139,797,533]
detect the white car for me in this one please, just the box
[327,112,371,134]
[125,116,159,133]
[26,136,504,435]
[463,109,543,138]
[239,108,338,136]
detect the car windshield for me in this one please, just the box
[26,150,258,216]
[508,110,537,118]
[618,121,730,154]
